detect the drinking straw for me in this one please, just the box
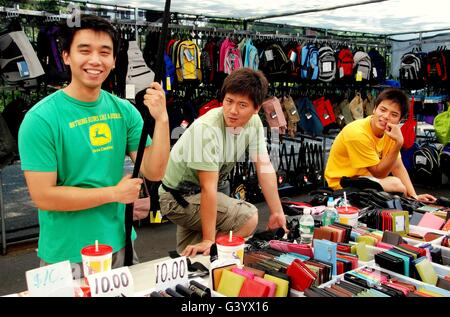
[344,192,348,212]
[229,231,233,242]
[95,240,99,252]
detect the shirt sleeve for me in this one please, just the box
[18,113,57,172]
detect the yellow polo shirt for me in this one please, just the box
[325,116,398,189]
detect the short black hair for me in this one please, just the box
[220,68,269,109]
[374,88,409,118]
[60,14,119,58]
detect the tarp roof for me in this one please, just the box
[93,0,450,40]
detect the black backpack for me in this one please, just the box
[399,51,426,89]
[368,48,386,83]
[413,143,441,186]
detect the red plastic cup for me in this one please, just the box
[216,235,245,265]
[80,244,113,277]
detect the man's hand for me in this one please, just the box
[113,174,143,204]
[181,240,214,257]
[385,123,404,146]
[267,210,288,233]
[143,82,168,122]
[415,193,437,203]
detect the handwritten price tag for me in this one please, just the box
[26,260,74,297]
[87,267,135,297]
[154,256,188,291]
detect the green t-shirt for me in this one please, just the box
[18,89,151,263]
[160,107,267,196]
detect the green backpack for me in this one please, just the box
[433,104,450,144]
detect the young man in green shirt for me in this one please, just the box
[159,68,287,256]
[18,15,169,269]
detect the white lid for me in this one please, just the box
[303,208,311,215]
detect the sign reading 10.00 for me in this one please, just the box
[154,256,188,291]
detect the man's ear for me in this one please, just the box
[62,51,70,65]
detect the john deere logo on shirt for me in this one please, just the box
[89,123,112,146]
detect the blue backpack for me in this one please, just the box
[163,52,175,92]
[301,44,319,80]
[296,97,323,136]
[401,142,420,171]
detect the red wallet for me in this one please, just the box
[239,278,270,297]
[286,259,317,292]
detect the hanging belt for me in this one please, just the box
[161,183,189,208]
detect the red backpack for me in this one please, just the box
[313,96,336,127]
[198,99,222,117]
[337,48,354,78]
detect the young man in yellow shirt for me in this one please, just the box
[325,88,436,203]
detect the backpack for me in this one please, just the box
[261,96,287,135]
[339,98,354,125]
[318,46,336,82]
[426,48,449,84]
[259,43,291,78]
[433,103,450,145]
[400,96,417,149]
[368,48,386,83]
[401,142,420,172]
[125,40,155,98]
[413,143,441,185]
[440,143,450,177]
[349,93,364,120]
[0,112,16,168]
[301,44,319,80]
[280,95,300,138]
[175,40,202,83]
[337,48,354,79]
[399,52,426,89]
[287,43,302,78]
[363,92,375,116]
[0,30,45,83]
[163,52,175,92]
[312,96,336,127]
[353,51,372,82]
[296,97,323,136]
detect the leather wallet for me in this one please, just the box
[269,240,313,258]
[211,264,237,291]
[254,276,276,297]
[314,239,337,275]
[381,231,404,246]
[243,266,265,278]
[414,256,438,285]
[232,267,255,279]
[217,269,246,297]
[239,278,270,297]
[286,259,317,292]
[374,252,405,275]
[264,274,290,297]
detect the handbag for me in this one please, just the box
[133,175,151,221]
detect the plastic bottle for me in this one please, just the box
[299,208,315,244]
[322,197,338,226]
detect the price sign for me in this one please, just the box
[154,256,188,291]
[87,267,134,297]
[26,260,74,297]
[125,84,135,99]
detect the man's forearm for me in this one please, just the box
[258,168,283,215]
[200,190,218,242]
[370,144,402,178]
[32,186,116,211]
[142,118,170,181]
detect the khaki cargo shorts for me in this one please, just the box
[159,191,257,254]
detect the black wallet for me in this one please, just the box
[374,252,405,275]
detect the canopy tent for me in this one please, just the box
[91,0,450,40]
